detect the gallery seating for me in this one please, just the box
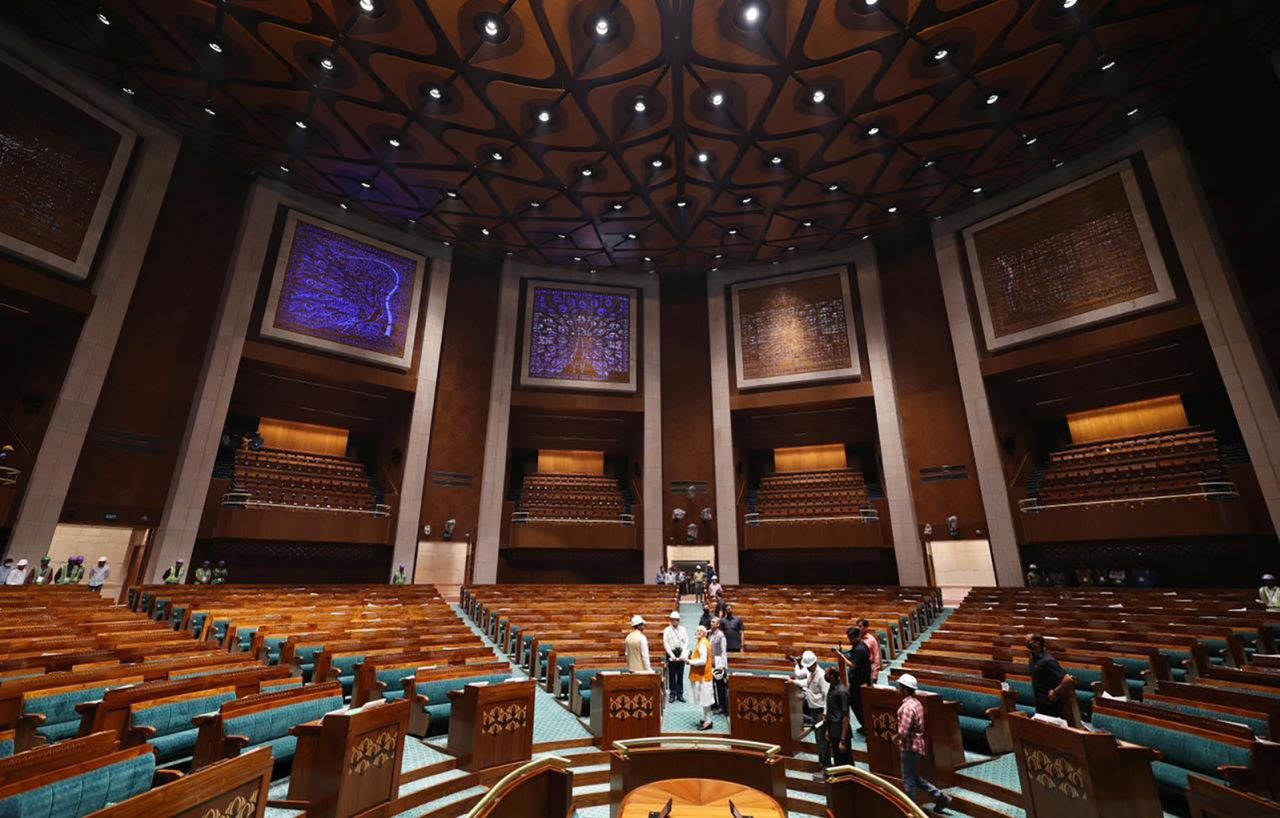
[515,473,627,522]
[227,446,382,513]
[752,468,871,519]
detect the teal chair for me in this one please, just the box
[0,747,154,818]
[1092,709,1254,794]
[129,689,237,763]
[221,693,344,764]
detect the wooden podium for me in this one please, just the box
[589,672,663,749]
[861,685,965,788]
[728,673,805,756]
[447,679,536,772]
[286,699,410,818]
[1009,712,1162,818]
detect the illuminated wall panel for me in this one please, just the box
[730,267,861,389]
[519,280,637,393]
[260,211,426,369]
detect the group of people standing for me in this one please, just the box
[1,555,111,593]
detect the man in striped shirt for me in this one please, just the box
[896,674,951,813]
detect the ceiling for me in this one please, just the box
[4,0,1278,274]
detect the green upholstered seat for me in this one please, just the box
[0,736,12,758]
[918,681,1000,745]
[264,638,289,665]
[132,691,236,762]
[0,750,153,818]
[1145,700,1268,738]
[412,674,514,735]
[223,695,343,757]
[25,684,124,745]
[1092,711,1251,793]
[187,612,208,639]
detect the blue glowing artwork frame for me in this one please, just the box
[259,210,426,370]
[519,279,638,393]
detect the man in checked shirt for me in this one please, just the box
[896,674,952,813]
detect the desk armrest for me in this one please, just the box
[289,719,324,737]
[152,769,184,786]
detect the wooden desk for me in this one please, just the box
[619,779,785,818]
[590,672,663,749]
[448,679,536,772]
[861,685,964,787]
[728,674,805,757]
[1009,713,1162,818]
[286,699,409,818]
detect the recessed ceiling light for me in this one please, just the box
[865,0,879,5]
[592,15,613,37]
[787,246,796,251]
[537,108,552,123]
[442,240,451,246]
[295,120,308,129]
[446,190,458,198]
[96,12,110,25]
[728,228,738,235]
[359,0,376,11]
[715,253,723,259]
[360,180,372,188]
[710,267,718,272]
[651,157,665,168]
[826,183,840,192]
[924,159,935,168]
[320,57,336,70]
[985,92,1000,105]
[887,206,898,213]
[802,221,812,227]
[1126,106,1140,116]
[696,151,710,164]
[557,233,567,239]
[1062,0,1078,7]
[339,202,349,209]
[428,86,443,100]
[933,47,949,62]
[861,234,870,240]
[1023,135,1037,145]
[1100,59,1116,71]
[644,256,652,262]
[709,91,726,107]
[739,2,765,26]
[633,97,647,113]
[972,186,983,194]
[408,218,417,223]
[478,15,505,40]
[528,200,541,208]
[811,88,826,104]
[612,202,624,211]
[866,125,880,136]
[740,195,753,205]
[581,167,594,177]
[388,137,402,148]
[491,150,505,161]
[279,164,290,173]
[676,199,689,208]
[481,227,490,236]
[933,215,942,221]
[203,106,217,116]
[627,233,637,240]
[572,256,582,261]
[209,42,223,54]
[1053,159,1065,168]
[122,86,135,95]
[770,154,784,165]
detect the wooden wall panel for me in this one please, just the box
[537,449,604,475]
[59,151,249,527]
[1066,395,1187,444]
[258,418,349,456]
[418,255,502,547]
[659,276,717,548]
[773,443,846,473]
[878,227,988,540]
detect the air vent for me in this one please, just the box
[97,429,162,454]
[432,471,473,488]
[919,465,968,483]
[670,480,709,495]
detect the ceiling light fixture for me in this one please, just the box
[862,234,870,240]
[580,167,594,177]
[360,180,372,188]
[612,202,624,211]
[481,227,490,236]
[446,190,458,198]
[592,15,613,37]
[739,2,765,27]
[203,106,217,116]
[802,221,812,227]
[924,159,935,168]
[696,151,710,164]
[644,256,652,262]
[932,47,949,62]
[557,233,567,239]
[866,125,880,136]
[651,157,665,169]
[972,186,983,193]
[122,86,135,95]
[826,183,840,192]
[627,233,637,240]
[478,14,506,40]
[573,256,582,261]
[787,246,796,251]
[96,12,110,25]
[388,137,401,147]
[320,57,334,70]
[811,88,826,104]
[1062,0,1078,8]
[339,202,349,209]
[537,108,552,123]
[1101,59,1116,71]
[1023,135,1037,145]
[428,86,443,100]
[528,200,541,208]
[295,120,308,129]
[887,206,898,213]
[740,195,753,205]
[359,0,376,11]
[770,154,784,165]
[676,198,689,208]
[491,150,505,161]
[709,91,726,107]
[209,42,223,54]
[279,164,290,173]
[865,0,879,5]
[728,228,738,235]
[633,96,647,113]
[985,92,1000,105]
[1126,106,1140,116]
[1053,159,1065,168]
[715,253,723,259]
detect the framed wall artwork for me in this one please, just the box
[519,279,638,393]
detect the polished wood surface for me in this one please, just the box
[861,686,964,787]
[507,517,639,550]
[1187,773,1280,818]
[608,746,789,818]
[86,747,272,818]
[1066,396,1187,445]
[774,444,847,473]
[447,679,536,772]
[537,449,605,475]
[740,517,886,550]
[258,417,349,456]
[826,769,925,818]
[619,779,786,818]
[475,762,574,818]
[287,699,409,818]
[209,502,392,544]
[590,672,663,749]
[1009,712,1161,818]
[728,674,805,757]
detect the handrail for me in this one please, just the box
[463,755,570,818]
[221,492,392,517]
[823,765,931,818]
[744,509,880,525]
[612,735,781,761]
[1019,481,1239,513]
[1008,451,1030,491]
[511,511,635,526]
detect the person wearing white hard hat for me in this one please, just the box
[791,649,831,777]
[662,611,688,703]
[88,557,110,594]
[5,558,28,585]
[1260,574,1280,612]
[896,674,951,812]
[625,614,651,672]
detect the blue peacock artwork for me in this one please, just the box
[272,221,418,356]
[527,285,631,384]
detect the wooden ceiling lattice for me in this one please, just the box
[5,0,1278,273]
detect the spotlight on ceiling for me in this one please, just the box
[1100,59,1116,71]
[573,256,582,261]
[644,256,653,262]
[826,183,840,192]
[709,91,726,107]
[675,198,690,208]
[528,200,541,209]
[633,96,647,113]
[650,157,665,168]
[985,92,1000,105]
[279,164,290,173]
[1053,159,1065,168]
[445,190,458,198]
[770,153,784,165]
[810,88,826,104]
[887,206,898,214]
[1126,106,1140,117]
[787,246,796,251]
[477,14,507,41]
[738,1,767,27]
[203,106,217,116]
[864,0,879,5]
[208,42,223,54]
[971,186,983,194]
[122,86,135,95]
[727,228,738,235]
[339,202,349,209]
[359,0,376,11]
[320,56,334,70]
[1062,0,1078,8]
[923,159,935,168]
[739,195,753,205]
[590,14,614,38]
[388,137,401,148]
[627,233,637,240]
[715,253,723,259]
[802,221,812,227]
[481,227,491,236]
[866,125,880,136]
[557,233,567,239]
[932,47,949,62]
[360,180,372,188]
[1023,135,1037,146]
[612,202,624,211]
[695,151,710,164]
[580,166,594,177]
[491,150,505,161]
[96,12,110,25]
[428,86,443,100]
[295,120,308,129]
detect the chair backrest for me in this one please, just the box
[0,743,155,817]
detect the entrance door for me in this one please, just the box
[925,539,997,606]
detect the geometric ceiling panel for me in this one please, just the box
[2,0,1277,274]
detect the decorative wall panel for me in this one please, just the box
[519,280,637,393]
[963,162,1175,351]
[731,268,861,389]
[260,210,426,369]
[0,56,135,280]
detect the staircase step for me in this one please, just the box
[408,785,488,818]
[396,768,480,815]
[572,782,612,809]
